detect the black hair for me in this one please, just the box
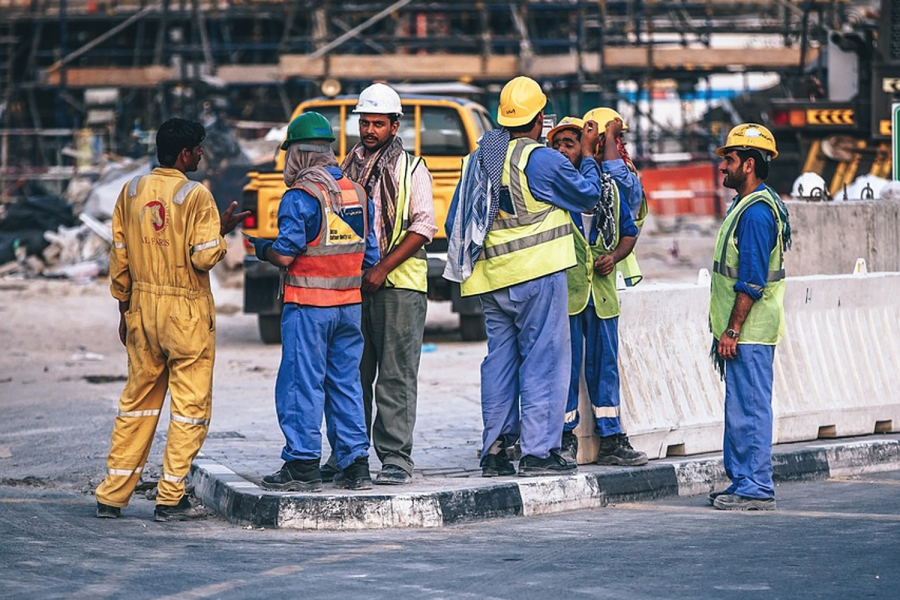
[156,118,206,167]
[735,148,769,180]
[506,113,541,135]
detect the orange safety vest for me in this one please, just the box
[283,177,368,307]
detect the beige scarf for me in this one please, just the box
[283,143,343,212]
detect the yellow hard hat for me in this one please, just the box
[547,117,584,144]
[716,123,779,160]
[498,76,547,127]
[582,107,628,131]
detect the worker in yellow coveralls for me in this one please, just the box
[95,117,248,522]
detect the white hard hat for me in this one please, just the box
[353,83,403,116]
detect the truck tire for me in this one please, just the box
[258,314,282,345]
[459,314,487,342]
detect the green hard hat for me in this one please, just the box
[281,111,335,150]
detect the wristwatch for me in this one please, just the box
[725,328,740,339]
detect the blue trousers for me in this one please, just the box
[479,272,570,462]
[723,344,776,499]
[565,311,622,438]
[275,303,369,470]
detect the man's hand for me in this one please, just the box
[581,120,600,158]
[220,201,251,237]
[594,254,615,276]
[361,264,389,292]
[717,335,738,361]
[604,118,623,142]
[245,235,273,262]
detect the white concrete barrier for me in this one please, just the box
[574,273,900,462]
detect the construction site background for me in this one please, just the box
[3,0,900,284]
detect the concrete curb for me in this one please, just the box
[189,436,900,530]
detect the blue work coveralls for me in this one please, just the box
[564,199,638,437]
[723,183,779,500]
[272,167,380,470]
[447,148,604,461]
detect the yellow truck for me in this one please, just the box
[241,94,494,343]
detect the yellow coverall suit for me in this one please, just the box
[95,167,226,508]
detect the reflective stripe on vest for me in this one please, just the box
[616,166,647,287]
[709,187,786,345]
[566,186,622,319]
[461,138,575,297]
[283,178,368,307]
[383,152,428,292]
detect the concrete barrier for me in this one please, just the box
[574,272,900,463]
[785,200,900,276]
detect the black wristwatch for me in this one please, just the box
[725,328,740,339]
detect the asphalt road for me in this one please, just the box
[2,471,898,600]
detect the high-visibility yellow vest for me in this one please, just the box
[709,186,786,345]
[384,152,428,293]
[461,138,575,296]
[566,185,622,319]
[617,192,647,286]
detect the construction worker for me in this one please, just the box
[583,107,648,287]
[547,118,648,467]
[444,76,604,478]
[95,117,249,522]
[247,112,379,492]
[708,123,790,511]
[327,82,436,486]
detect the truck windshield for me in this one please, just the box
[314,106,342,154]
[420,107,468,156]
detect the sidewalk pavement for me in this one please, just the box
[192,287,900,529]
[192,419,900,530]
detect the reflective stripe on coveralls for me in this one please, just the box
[97,168,224,508]
[282,178,368,307]
[709,187,785,345]
[384,152,428,292]
[564,313,623,437]
[460,138,576,297]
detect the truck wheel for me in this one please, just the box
[459,314,487,342]
[258,314,282,345]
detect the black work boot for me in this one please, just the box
[595,433,649,467]
[482,450,516,477]
[518,452,577,477]
[375,464,412,485]
[154,496,210,522]
[96,502,121,519]
[261,459,323,492]
[559,431,579,466]
[333,456,373,490]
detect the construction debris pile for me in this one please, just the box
[0,114,266,282]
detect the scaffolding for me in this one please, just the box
[0,0,843,181]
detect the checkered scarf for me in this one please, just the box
[444,129,510,283]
